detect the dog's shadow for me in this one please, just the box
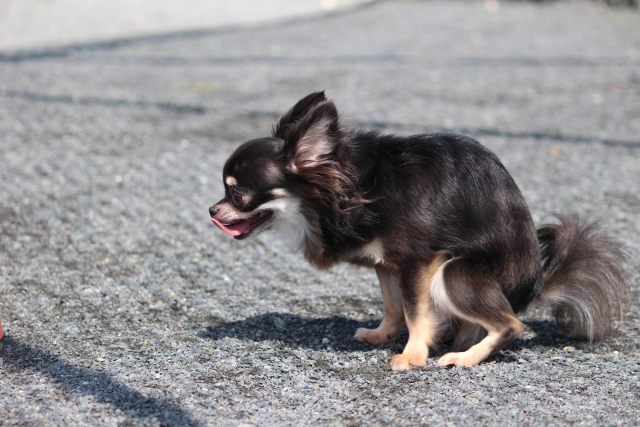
[198,313,406,352]
[197,312,581,356]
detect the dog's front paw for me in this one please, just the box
[437,352,480,367]
[354,327,395,345]
[390,353,426,371]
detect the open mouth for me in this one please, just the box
[211,210,274,240]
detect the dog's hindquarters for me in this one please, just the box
[432,216,630,367]
[432,256,525,367]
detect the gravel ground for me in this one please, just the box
[1,1,640,426]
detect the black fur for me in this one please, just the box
[210,92,630,367]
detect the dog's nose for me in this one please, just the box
[209,205,219,217]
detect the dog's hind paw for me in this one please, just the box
[437,352,481,367]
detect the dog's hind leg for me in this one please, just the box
[389,252,449,371]
[355,267,404,345]
[433,257,524,367]
[451,319,487,352]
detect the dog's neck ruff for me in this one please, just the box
[269,193,317,251]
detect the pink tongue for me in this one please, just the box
[211,217,252,236]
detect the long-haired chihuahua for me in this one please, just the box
[209,92,629,370]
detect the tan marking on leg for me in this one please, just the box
[391,310,441,371]
[390,251,449,371]
[438,315,524,367]
[355,267,403,344]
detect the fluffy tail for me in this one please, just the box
[536,215,630,341]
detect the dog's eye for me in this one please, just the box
[232,190,244,205]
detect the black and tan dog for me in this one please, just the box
[209,92,629,370]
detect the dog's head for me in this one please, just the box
[209,137,288,240]
[209,91,342,244]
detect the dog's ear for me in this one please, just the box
[275,95,340,172]
[272,91,327,139]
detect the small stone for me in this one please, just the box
[274,317,285,330]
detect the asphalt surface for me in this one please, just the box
[1,1,640,426]
[0,0,367,51]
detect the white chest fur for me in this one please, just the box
[353,238,385,265]
[268,194,313,250]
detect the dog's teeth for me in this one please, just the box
[259,212,265,218]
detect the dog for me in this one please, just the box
[209,92,629,370]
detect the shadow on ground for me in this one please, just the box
[198,313,403,352]
[0,337,201,426]
[198,312,588,357]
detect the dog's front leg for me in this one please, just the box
[354,267,404,345]
[389,252,448,371]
